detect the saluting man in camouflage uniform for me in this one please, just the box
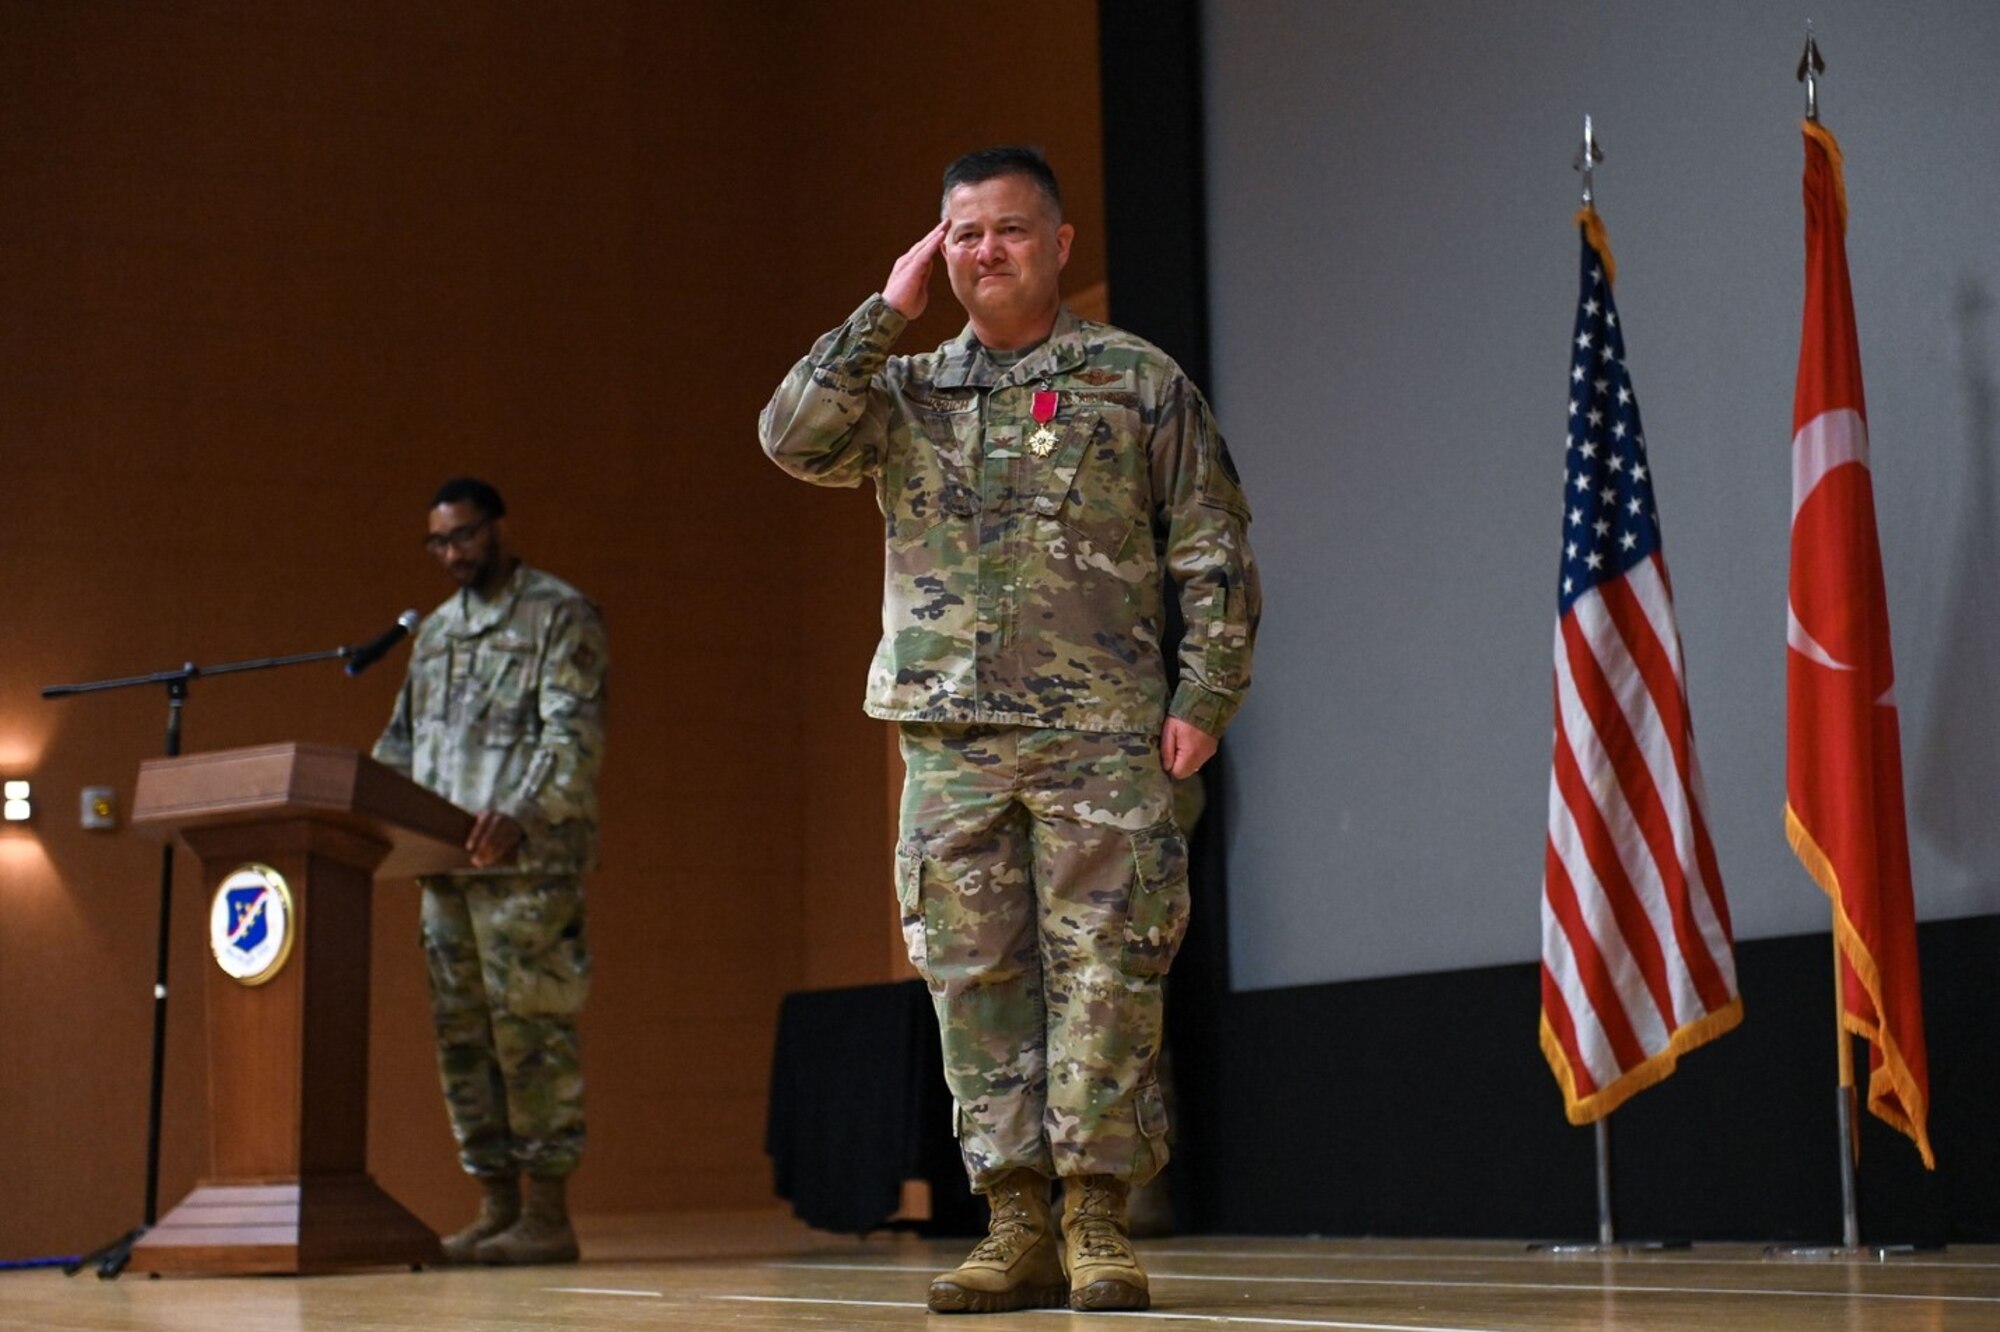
[761,147,1258,1314]
[373,476,608,1266]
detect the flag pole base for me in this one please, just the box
[1525,1118,1699,1255]
[1528,1239,1692,1255]
[1763,1243,1944,1261]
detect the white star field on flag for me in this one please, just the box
[1558,258,1661,609]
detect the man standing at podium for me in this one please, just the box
[373,476,609,1266]
[760,148,1258,1312]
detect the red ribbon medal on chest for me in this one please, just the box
[1028,390,1061,457]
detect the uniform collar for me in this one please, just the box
[933,306,1089,389]
[443,560,529,637]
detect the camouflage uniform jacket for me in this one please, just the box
[373,562,609,875]
[760,295,1259,736]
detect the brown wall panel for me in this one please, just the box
[0,1,1101,1257]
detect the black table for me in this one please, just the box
[766,979,983,1235]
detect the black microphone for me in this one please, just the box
[344,610,421,678]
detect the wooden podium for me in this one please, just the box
[126,742,474,1275]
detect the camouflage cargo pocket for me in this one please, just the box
[504,940,588,1012]
[885,475,951,549]
[1030,409,1096,519]
[411,642,452,723]
[894,842,931,978]
[473,639,539,744]
[486,878,591,1017]
[1122,819,1190,976]
[502,924,590,1017]
[1037,412,1140,564]
[1136,1079,1170,1142]
[887,404,973,547]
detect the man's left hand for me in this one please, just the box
[466,810,525,869]
[1161,716,1219,781]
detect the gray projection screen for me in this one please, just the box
[1202,1,2000,991]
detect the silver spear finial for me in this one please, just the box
[1573,115,1604,208]
[1798,20,1826,123]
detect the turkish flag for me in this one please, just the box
[1786,121,1933,1168]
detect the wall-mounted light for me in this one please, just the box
[2,779,30,822]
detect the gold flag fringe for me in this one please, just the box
[1785,802,1937,1169]
[1801,120,1849,235]
[1573,205,1617,289]
[1541,999,1744,1127]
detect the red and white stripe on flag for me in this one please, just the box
[1786,120,1934,1167]
[1541,210,1742,1125]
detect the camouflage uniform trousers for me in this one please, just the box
[896,723,1191,1191]
[419,873,591,1179]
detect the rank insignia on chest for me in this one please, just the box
[1028,389,1060,457]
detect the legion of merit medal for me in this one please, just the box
[1028,388,1060,457]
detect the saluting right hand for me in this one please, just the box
[883,220,947,320]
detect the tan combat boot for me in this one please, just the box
[474,1173,580,1265]
[439,1175,519,1264]
[1061,1174,1149,1311]
[926,1168,1068,1314]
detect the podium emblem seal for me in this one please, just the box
[209,864,296,985]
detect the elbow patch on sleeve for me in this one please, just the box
[1197,434,1252,521]
[1192,579,1251,692]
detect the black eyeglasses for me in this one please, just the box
[424,518,491,554]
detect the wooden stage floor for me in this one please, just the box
[6,1210,1999,1331]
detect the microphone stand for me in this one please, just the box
[42,635,403,1278]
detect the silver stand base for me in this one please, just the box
[1763,1243,1942,1261]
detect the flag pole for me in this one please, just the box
[1801,34,1860,1246]
[1769,24,1873,1260]
[1533,110,1711,1259]
[1534,114,1623,1258]
[1577,112,1618,1254]
[1593,1118,1615,1246]
[1833,929,1862,1248]
[1576,111,1624,1248]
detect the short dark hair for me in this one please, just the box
[941,145,1063,220]
[431,476,507,520]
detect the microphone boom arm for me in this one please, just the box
[42,611,422,698]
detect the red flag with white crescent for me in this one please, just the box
[1787,120,1934,1168]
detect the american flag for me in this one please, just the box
[1540,212,1743,1124]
